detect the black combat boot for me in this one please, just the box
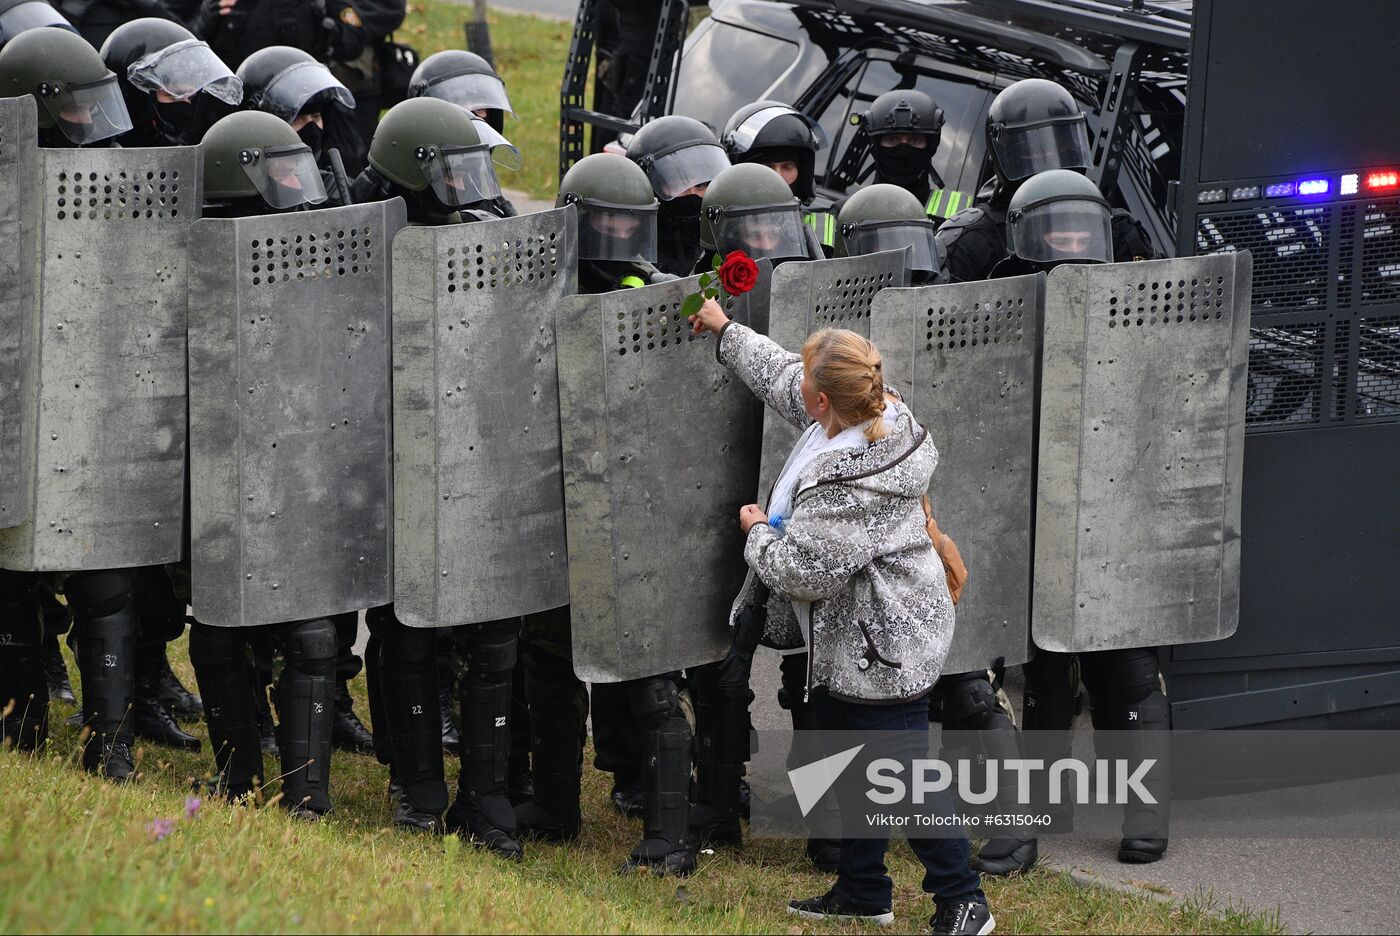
[1,572,49,751]
[274,618,337,819]
[445,621,523,860]
[132,653,201,751]
[332,682,376,754]
[155,650,203,723]
[189,623,264,799]
[514,643,587,843]
[622,702,697,876]
[67,570,139,782]
[379,620,447,833]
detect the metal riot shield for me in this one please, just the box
[391,207,577,628]
[187,199,407,627]
[0,146,201,571]
[758,250,910,498]
[1033,252,1252,652]
[871,274,1045,674]
[0,97,37,532]
[556,266,772,683]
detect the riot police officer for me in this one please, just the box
[350,97,525,859]
[720,101,834,253]
[407,49,512,133]
[694,162,823,272]
[936,78,1155,284]
[847,88,971,222]
[626,115,730,277]
[835,183,946,285]
[238,45,363,198]
[0,0,76,46]
[0,26,138,776]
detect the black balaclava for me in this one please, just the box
[873,141,936,204]
[297,120,323,160]
[659,193,703,252]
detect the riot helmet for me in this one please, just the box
[860,89,944,193]
[201,110,327,211]
[0,0,76,48]
[1006,168,1111,268]
[700,162,807,263]
[368,97,507,210]
[408,50,513,132]
[721,100,825,201]
[101,18,241,146]
[986,78,1090,185]
[238,46,355,131]
[556,153,659,263]
[836,183,943,280]
[0,25,131,145]
[627,115,729,201]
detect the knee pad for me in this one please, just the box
[62,569,133,620]
[132,566,185,643]
[1082,647,1160,707]
[380,620,438,669]
[942,672,1000,726]
[456,618,519,680]
[189,624,247,670]
[628,675,682,731]
[1023,649,1077,693]
[277,618,337,676]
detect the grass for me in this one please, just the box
[398,2,575,201]
[0,636,1285,934]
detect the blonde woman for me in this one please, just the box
[689,298,993,935]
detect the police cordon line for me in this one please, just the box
[0,15,1251,936]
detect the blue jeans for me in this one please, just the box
[808,689,984,910]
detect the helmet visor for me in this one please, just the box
[577,201,658,262]
[714,205,807,262]
[992,115,1090,181]
[645,142,730,200]
[469,117,523,170]
[258,61,355,122]
[0,1,78,44]
[39,74,133,145]
[1009,198,1112,265]
[844,219,942,275]
[128,39,243,106]
[423,71,513,118]
[240,143,328,209]
[725,104,827,155]
[425,144,502,207]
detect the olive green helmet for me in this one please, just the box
[1006,168,1111,267]
[556,152,658,262]
[836,183,942,277]
[200,110,327,209]
[699,162,807,261]
[369,97,507,208]
[0,26,132,143]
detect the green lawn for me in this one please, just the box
[0,636,1283,934]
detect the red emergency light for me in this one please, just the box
[1365,170,1400,191]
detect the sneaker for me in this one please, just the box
[929,898,994,936]
[787,892,894,927]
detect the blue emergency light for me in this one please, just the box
[1297,178,1330,196]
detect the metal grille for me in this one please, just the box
[1245,322,1325,428]
[1195,207,1330,312]
[447,232,561,293]
[925,299,1026,351]
[812,270,897,327]
[55,168,181,221]
[248,225,375,286]
[615,301,704,357]
[1355,315,1400,421]
[1361,198,1400,306]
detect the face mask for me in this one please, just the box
[153,98,193,143]
[873,142,933,187]
[297,121,324,160]
[659,194,703,246]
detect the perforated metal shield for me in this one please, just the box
[187,199,407,628]
[0,146,201,571]
[0,98,37,532]
[1034,252,1252,652]
[557,266,772,683]
[758,250,909,500]
[391,208,577,628]
[872,274,1044,674]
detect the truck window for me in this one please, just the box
[816,59,990,194]
[673,22,799,136]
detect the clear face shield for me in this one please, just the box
[127,38,243,105]
[1008,197,1113,266]
[575,199,658,262]
[712,204,808,261]
[0,1,77,44]
[239,142,328,209]
[418,143,503,207]
[37,74,133,145]
[842,219,943,276]
[469,117,523,170]
[990,114,1091,182]
[640,141,730,200]
[724,104,828,155]
[256,61,355,122]
[423,70,514,119]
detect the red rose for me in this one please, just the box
[718,250,759,295]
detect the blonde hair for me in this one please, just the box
[801,328,889,443]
